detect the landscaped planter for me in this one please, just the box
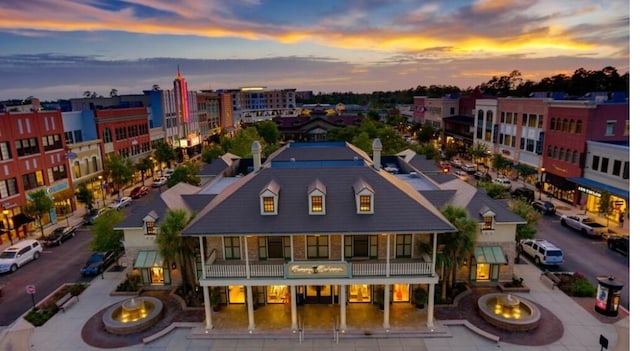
[497,282,530,293]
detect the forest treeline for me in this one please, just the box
[302,66,629,107]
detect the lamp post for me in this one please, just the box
[3,209,12,245]
[538,167,546,200]
[98,175,106,207]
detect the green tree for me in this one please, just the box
[477,181,509,199]
[156,209,198,296]
[442,143,458,160]
[516,164,537,184]
[439,205,477,300]
[75,183,95,213]
[166,163,201,188]
[202,144,224,164]
[136,158,154,185]
[254,120,280,145]
[154,142,178,173]
[468,141,489,169]
[103,154,135,199]
[509,199,539,241]
[22,189,54,239]
[351,131,372,154]
[90,209,124,264]
[491,154,512,176]
[222,127,264,158]
[376,126,409,154]
[599,190,613,226]
[416,123,436,143]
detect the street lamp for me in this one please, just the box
[98,175,106,207]
[3,208,12,245]
[538,167,546,200]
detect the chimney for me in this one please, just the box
[372,138,382,170]
[252,141,261,173]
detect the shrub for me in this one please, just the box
[23,283,88,327]
[116,274,142,292]
[24,308,56,327]
[571,278,596,297]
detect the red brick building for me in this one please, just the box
[0,110,71,244]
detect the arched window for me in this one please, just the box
[547,145,553,157]
[553,146,558,159]
[562,119,569,132]
[564,149,571,162]
[73,161,81,178]
[559,148,565,161]
[486,111,493,123]
[569,120,576,133]
[576,120,583,134]
[550,118,556,130]
[103,128,112,143]
[91,156,99,173]
[477,110,484,139]
[572,150,579,164]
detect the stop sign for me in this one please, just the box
[26,285,36,295]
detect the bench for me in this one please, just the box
[540,272,561,290]
[56,293,79,313]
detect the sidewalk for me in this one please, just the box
[0,253,625,351]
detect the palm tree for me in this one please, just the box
[439,205,477,300]
[156,209,198,296]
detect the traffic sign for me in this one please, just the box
[26,285,36,295]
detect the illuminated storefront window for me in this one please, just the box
[348,284,371,303]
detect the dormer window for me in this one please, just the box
[479,206,495,231]
[308,179,326,215]
[142,212,158,235]
[260,180,280,215]
[353,178,374,214]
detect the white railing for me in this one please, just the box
[202,260,432,279]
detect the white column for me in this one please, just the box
[247,286,255,330]
[383,284,390,329]
[290,285,298,330]
[244,236,250,278]
[427,283,435,328]
[199,236,212,329]
[339,285,347,330]
[386,234,391,277]
[431,233,438,273]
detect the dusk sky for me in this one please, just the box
[0,0,630,101]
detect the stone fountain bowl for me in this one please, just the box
[477,293,541,331]
[102,296,164,335]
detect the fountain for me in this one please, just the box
[477,293,540,331]
[102,296,164,335]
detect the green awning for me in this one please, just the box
[134,250,165,268]
[475,246,507,264]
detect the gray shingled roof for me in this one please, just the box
[183,164,456,236]
[115,198,169,229]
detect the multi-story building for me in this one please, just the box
[116,140,523,333]
[413,95,459,145]
[227,87,298,124]
[0,110,71,244]
[543,96,629,205]
[473,99,498,167]
[570,141,629,229]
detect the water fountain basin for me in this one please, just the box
[477,293,540,331]
[102,296,164,335]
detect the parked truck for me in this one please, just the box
[560,214,608,237]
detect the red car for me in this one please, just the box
[129,185,149,199]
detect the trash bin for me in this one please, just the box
[595,276,624,317]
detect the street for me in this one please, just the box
[527,214,629,310]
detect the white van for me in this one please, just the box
[0,240,43,273]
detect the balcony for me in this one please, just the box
[201,258,433,280]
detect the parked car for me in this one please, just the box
[511,187,535,202]
[531,200,556,215]
[41,226,76,247]
[129,185,149,199]
[560,214,608,237]
[607,235,629,256]
[461,164,476,173]
[473,171,492,182]
[151,177,167,188]
[451,159,463,168]
[110,196,132,210]
[492,177,512,190]
[454,170,469,181]
[517,239,564,266]
[80,251,118,276]
[83,208,110,225]
[0,240,43,273]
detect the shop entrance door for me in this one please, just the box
[305,285,333,304]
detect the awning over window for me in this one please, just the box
[475,246,507,264]
[12,213,34,227]
[567,177,629,200]
[133,250,165,268]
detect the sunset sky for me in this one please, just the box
[0,0,630,101]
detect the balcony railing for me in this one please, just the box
[202,259,432,280]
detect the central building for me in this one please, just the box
[182,140,457,332]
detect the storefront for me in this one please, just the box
[133,250,171,286]
[568,177,629,226]
[542,172,576,204]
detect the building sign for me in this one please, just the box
[285,261,351,279]
[577,186,601,198]
[47,182,69,194]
